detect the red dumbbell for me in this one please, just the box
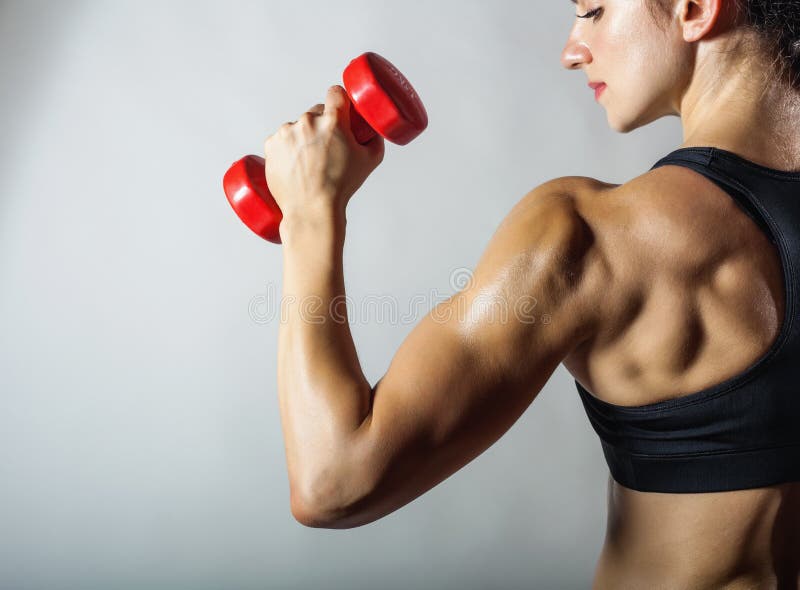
[223,52,428,243]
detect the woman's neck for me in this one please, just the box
[680,77,800,172]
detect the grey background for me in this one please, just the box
[0,1,679,589]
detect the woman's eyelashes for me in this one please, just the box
[577,7,603,20]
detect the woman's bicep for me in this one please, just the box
[329,187,603,528]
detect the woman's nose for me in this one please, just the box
[561,40,591,70]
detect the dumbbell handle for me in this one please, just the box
[349,103,378,144]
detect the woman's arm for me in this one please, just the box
[282,179,609,528]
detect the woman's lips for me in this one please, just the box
[589,82,607,100]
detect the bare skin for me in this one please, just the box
[562,171,800,589]
[271,0,800,587]
[559,0,800,587]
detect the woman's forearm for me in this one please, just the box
[276,206,372,512]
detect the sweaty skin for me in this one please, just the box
[562,173,800,589]
[560,0,800,587]
[274,0,800,587]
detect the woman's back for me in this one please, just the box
[562,149,800,588]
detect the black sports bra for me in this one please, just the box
[575,146,800,493]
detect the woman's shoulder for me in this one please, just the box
[575,165,741,280]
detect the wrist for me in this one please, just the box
[279,201,347,246]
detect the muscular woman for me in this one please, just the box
[264,1,800,587]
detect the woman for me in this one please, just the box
[265,0,800,587]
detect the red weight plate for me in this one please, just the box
[223,155,283,244]
[343,52,428,146]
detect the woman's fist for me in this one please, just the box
[263,85,385,219]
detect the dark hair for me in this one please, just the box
[648,0,800,91]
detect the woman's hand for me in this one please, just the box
[263,85,385,221]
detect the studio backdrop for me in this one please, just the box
[0,1,680,589]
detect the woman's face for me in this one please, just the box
[560,0,692,133]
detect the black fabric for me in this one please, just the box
[575,146,800,493]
